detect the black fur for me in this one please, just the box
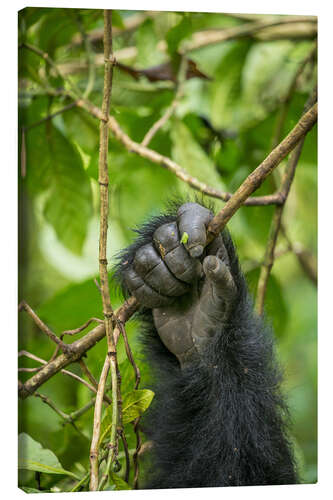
[115,202,298,489]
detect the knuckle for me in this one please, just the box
[134,244,160,274]
[123,267,143,293]
[153,222,179,255]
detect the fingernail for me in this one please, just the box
[189,245,204,258]
[204,256,219,273]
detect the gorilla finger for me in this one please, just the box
[134,243,189,296]
[203,256,237,303]
[205,235,230,266]
[123,267,172,308]
[177,203,213,258]
[154,222,202,283]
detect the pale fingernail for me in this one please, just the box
[189,245,204,258]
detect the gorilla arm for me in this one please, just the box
[116,202,298,488]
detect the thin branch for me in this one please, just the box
[119,322,141,390]
[62,318,104,336]
[132,417,142,489]
[34,392,70,421]
[34,391,87,438]
[18,301,72,355]
[21,102,77,132]
[67,398,96,423]
[18,350,110,403]
[141,57,188,147]
[18,298,138,399]
[271,43,317,150]
[78,359,99,389]
[222,13,317,23]
[281,226,317,285]
[183,16,317,52]
[242,246,291,273]
[206,102,317,239]
[90,10,118,492]
[89,355,110,491]
[120,430,130,484]
[255,90,317,314]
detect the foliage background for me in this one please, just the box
[18,7,317,492]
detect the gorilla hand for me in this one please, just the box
[119,203,237,366]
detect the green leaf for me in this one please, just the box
[100,390,154,445]
[37,9,78,57]
[246,269,288,337]
[136,19,163,67]
[20,487,45,493]
[18,433,80,479]
[180,232,189,244]
[110,473,132,490]
[122,389,155,424]
[25,123,93,254]
[170,120,227,194]
[63,107,99,154]
[112,11,125,28]
[166,14,193,56]
[210,40,252,130]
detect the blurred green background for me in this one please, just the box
[18,8,317,492]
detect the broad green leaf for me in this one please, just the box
[122,389,155,424]
[112,10,125,28]
[63,107,99,154]
[18,46,44,85]
[18,433,80,479]
[170,120,227,193]
[19,7,51,32]
[20,487,45,493]
[110,473,132,490]
[25,123,93,254]
[246,269,288,337]
[136,18,164,67]
[210,40,252,130]
[37,9,78,57]
[166,14,193,56]
[100,390,154,444]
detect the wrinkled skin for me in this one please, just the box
[121,202,237,365]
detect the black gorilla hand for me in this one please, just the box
[119,203,237,365]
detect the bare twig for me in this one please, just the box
[271,43,317,150]
[18,350,109,400]
[281,226,317,285]
[132,417,142,489]
[255,90,317,314]
[206,103,317,240]
[34,392,70,421]
[18,301,72,355]
[90,10,119,492]
[89,355,110,491]
[21,102,77,132]
[78,359,99,389]
[18,298,138,399]
[62,318,104,336]
[68,398,96,423]
[183,16,317,52]
[141,57,188,147]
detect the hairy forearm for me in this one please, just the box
[140,290,297,488]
